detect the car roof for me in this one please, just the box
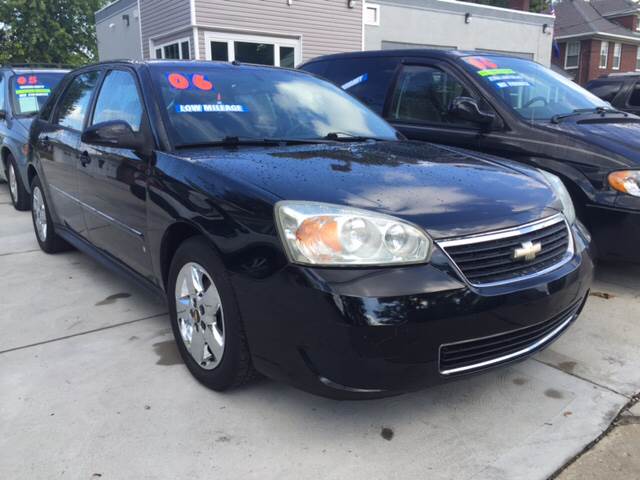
[1,64,71,74]
[301,49,529,64]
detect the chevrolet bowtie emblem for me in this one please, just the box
[513,241,542,262]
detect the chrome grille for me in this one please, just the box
[439,215,573,287]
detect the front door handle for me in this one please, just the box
[79,151,91,167]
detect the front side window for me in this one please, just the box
[587,81,622,102]
[388,65,479,127]
[9,72,65,116]
[600,41,609,69]
[613,43,622,70]
[462,55,608,122]
[629,83,640,107]
[565,41,580,69]
[54,71,100,131]
[92,70,144,131]
[150,65,397,147]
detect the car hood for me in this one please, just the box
[544,117,640,165]
[184,141,561,239]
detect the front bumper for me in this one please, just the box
[585,203,640,263]
[233,224,594,399]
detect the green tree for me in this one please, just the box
[0,0,109,66]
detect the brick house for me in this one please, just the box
[552,0,640,85]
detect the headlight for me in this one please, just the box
[275,201,431,266]
[608,170,640,197]
[540,170,576,224]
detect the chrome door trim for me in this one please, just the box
[50,184,144,238]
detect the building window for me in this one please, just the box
[564,41,580,69]
[613,43,622,70]
[637,14,640,31]
[205,32,300,67]
[364,3,380,26]
[600,41,609,69]
[636,47,640,70]
[153,38,191,60]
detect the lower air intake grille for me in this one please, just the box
[439,299,583,375]
[439,215,572,286]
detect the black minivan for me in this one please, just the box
[27,60,592,399]
[301,50,640,262]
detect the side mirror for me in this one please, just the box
[0,110,7,120]
[449,97,495,127]
[81,120,145,151]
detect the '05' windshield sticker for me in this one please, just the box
[176,104,248,113]
[341,73,368,90]
[15,75,51,97]
[168,72,214,91]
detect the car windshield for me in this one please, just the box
[460,55,609,122]
[9,72,66,116]
[149,64,398,147]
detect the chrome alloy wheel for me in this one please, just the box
[175,262,225,370]
[8,163,18,202]
[32,186,48,242]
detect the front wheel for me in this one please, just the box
[168,236,257,391]
[31,176,70,253]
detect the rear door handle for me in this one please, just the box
[79,151,91,167]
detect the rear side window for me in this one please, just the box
[629,83,640,107]
[586,81,623,102]
[92,70,144,131]
[54,71,100,131]
[322,57,399,114]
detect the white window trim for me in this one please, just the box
[612,42,622,70]
[636,46,640,71]
[600,41,609,69]
[152,37,192,60]
[203,31,302,67]
[364,3,380,26]
[564,41,580,69]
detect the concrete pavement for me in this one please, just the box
[0,182,638,480]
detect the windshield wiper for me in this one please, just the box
[550,107,626,124]
[323,132,386,142]
[174,136,330,149]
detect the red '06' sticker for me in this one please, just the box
[168,72,214,91]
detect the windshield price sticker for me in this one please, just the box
[176,104,248,113]
[477,68,516,77]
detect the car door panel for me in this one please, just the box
[78,68,153,279]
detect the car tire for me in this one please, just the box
[168,236,257,391]
[30,176,70,254]
[7,155,30,211]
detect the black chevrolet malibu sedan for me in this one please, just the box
[301,50,640,263]
[27,60,593,399]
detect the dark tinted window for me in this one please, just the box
[211,42,228,61]
[300,61,328,78]
[388,65,477,126]
[586,81,623,102]
[629,83,640,107]
[92,70,144,131]
[54,71,100,130]
[280,47,295,68]
[235,42,274,65]
[181,41,190,60]
[322,57,398,114]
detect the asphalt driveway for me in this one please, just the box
[0,182,638,480]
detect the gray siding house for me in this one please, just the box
[96,0,554,67]
[96,0,363,66]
